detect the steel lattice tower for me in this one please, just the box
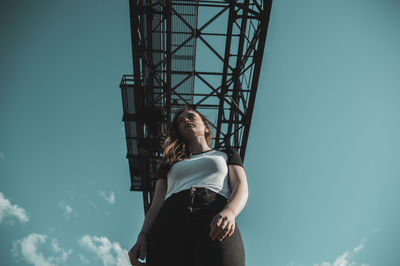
[119,0,273,214]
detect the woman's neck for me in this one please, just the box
[187,136,211,154]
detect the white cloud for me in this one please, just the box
[0,191,29,225]
[65,205,73,214]
[313,238,369,266]
[11,233,72,266]
[0,152,4,160]
[352,238,366,253]
[78,235,130,266]
[79,253,90,264]
[50,238,72,262]
[58,201,77,220]
[99,191,115,204]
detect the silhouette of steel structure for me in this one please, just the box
[119,0,273,213]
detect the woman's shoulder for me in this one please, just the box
[216,146,243,167]
[216,146,240,156]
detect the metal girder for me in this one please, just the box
[120,0,273,214]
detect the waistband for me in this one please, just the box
[165,186,228,203]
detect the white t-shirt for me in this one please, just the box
[157,147,243,200]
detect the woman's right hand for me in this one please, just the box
[128,234,147,266]
[128,179,166,265]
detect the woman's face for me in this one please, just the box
[176,110,206,141]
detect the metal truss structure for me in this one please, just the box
[119,0,273,214]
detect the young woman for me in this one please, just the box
[128,105,249,266]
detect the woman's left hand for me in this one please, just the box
[209,208,236,242]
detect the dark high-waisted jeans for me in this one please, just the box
[146,186,245,266]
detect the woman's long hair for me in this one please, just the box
[158,105,212,177]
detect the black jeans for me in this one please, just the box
[146,186,245,266]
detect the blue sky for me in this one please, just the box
[1,0,400,265]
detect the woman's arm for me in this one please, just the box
[224,165,249,217]
[138,178,167,234]
[209,165,249,241]
[128,178,167,265]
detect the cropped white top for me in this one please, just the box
[157,147,243,200]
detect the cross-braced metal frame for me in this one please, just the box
[119,0,273,214]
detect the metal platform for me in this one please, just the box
[119,0,273,213]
